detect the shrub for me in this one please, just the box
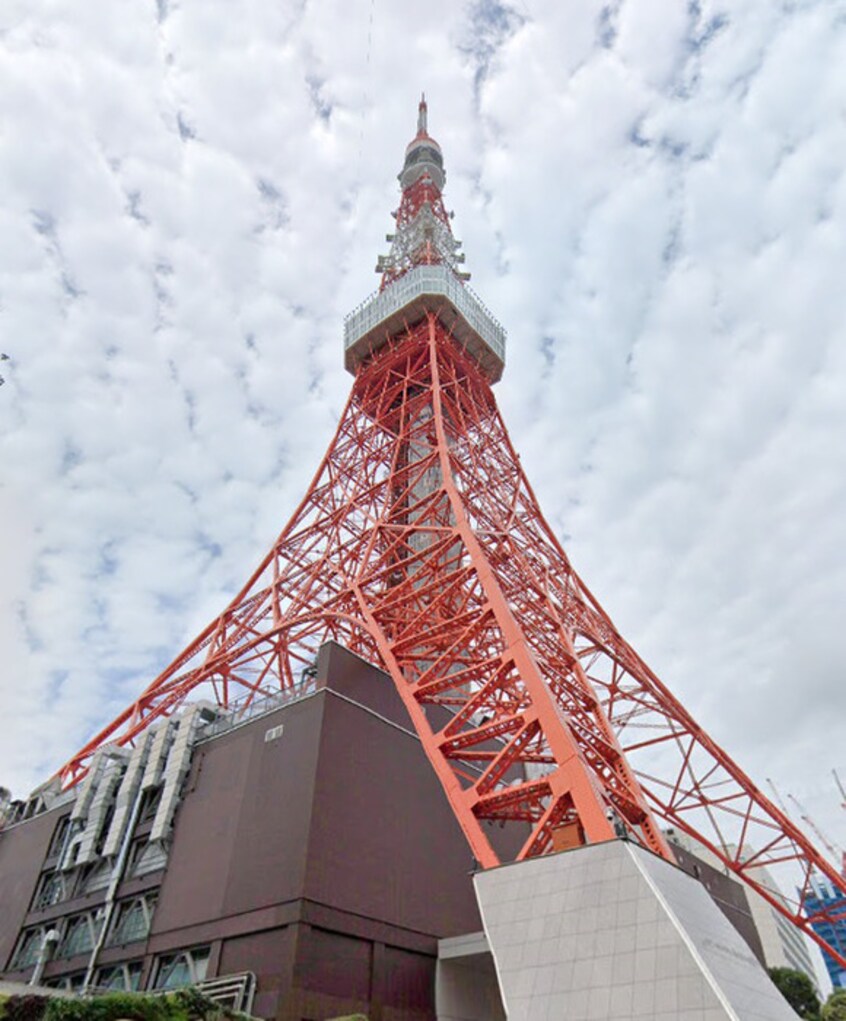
[42,991,226,1021]
[169,989,221,1020]
[822,989,846,1021]
[3,996,49,1021]
[768,967,820,1019]
[2,988,247,1021]
[44,994,168,1021]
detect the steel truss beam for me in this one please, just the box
[57,313,846,970]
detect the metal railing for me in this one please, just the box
[344,264,506,362]
[84,970,257,1016]
[196,972,256,1015]
[194,677,319,744]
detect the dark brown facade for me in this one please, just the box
[0,643,489,1020]
[1,643,776,1020]
[669,839,767,967]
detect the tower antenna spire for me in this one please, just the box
[374,97,469,289]
[418,92,428,135]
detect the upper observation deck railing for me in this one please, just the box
[343,264,506,381]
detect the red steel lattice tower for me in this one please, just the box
[59,97,846,966]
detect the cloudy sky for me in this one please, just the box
[1,0,844,866]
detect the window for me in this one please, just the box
[127,837,168,877]
[108,895,157,946]
[12,928,47,969]
[67,973,87,993]
[44,973,87,992]
[95,804,115,855]
[95,961,143,991]
[32,871,68,911]
[56,913,101,959]
[139,786,162,822]
[152,946,210,990]
[80,859,113,894]
[47,815,72,858]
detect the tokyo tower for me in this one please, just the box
[56,97,846,968]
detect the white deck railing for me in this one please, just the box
[344,264,506,362]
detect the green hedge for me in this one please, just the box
[0,989,243,1021]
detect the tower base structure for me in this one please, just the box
[0,643,500,1020]
[437,841,797,1021]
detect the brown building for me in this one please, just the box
[0,643,499,1020]
[0,641,776,1020]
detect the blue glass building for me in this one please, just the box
[805,873,846,989]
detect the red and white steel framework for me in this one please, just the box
[57,98,846,967]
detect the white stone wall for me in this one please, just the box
[474,840,798,1021]
[667,829,820,984]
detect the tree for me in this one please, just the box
[823,989,846,1021]
[768,967,821,1019]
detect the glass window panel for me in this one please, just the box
[33,872,66,911]
[95,961,143,991]
[44,972,85,991]
[58,915,100,958]
[140,787,162,821]
[153,946,210,990]
[48,816,72,857]
[114,902,143,943]
[110,897,155,945]
[154,956,192,990]
[82,860,113,893]
[127,961,143,991]
[191,946,210,983]
[13,929,45,969]
[102,967,121,990]
[96,966,125,990]
[128,838,168,877]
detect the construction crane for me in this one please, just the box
[767,778,793,819]
[788,793,844,871]
[834,769,846,812]
[768,778,844,871]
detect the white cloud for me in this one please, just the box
[1,0,844,888]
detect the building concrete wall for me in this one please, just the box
[0,804,60,969]
[151,693,325,939]
[474,840,798,1021]
[435,934,505,1021]
[305,681,481,938]
[668,829,821,983]
[670,842,766,967]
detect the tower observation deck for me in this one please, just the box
[344,265,505,381]
[344,95,506,382]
